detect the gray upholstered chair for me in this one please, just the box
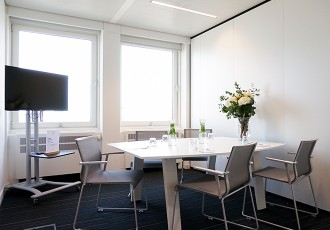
[73,136,147,230]
[172,143,258,230]
[244,140,318,230]
[180,128,213,183]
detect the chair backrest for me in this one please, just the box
[294,140,317,177]
[135,130,168,141]
[224,143,257,194]
[75,136,102,180]
[183,128,212,138]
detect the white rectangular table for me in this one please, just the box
[109,137,284,230]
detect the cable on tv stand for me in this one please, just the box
[6,111,81,204]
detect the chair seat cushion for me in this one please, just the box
[177,174,226,197]
[253,166,295,183]
[86,169,144,188]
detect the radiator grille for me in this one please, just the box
[127,133,136,142]
[19,135,86,153]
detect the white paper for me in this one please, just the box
[46,130,60,153]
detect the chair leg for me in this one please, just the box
[290,184,301,230]
[244,176,319,230]
[242,179,294,230]
[131,187,139,230]
[201,194,206,216]
[221,199,229,230]
[308,176,319,216]
[73,183,85,230]
[247,186,259,229]
[77,183,144,230]
[267,179,319,217]
[141,178,149,211]
[242,187,248,215]
[96,184,102,209]
[289,177,318,230]
[97,181,148,212]
[201,189,257,229]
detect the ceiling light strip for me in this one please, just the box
[151,1,217,18]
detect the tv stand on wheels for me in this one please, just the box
[6,111,81,204]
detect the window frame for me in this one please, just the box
[120,37,181,127]
[10,19,99,130]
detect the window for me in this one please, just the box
[120,36,181,126]
[10,20,99,129]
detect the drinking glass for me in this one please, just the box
[207,133,214,152]
[189,138,197,151]
[162,134,168,142]
[149,137,157,147]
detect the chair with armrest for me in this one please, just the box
[243,139,318,230]
[135,130,168,169]
[180,128,213,183]
[172,143,258,230]
[73,136,148,230]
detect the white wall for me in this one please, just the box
[191,0,330,211]
[0,0,7,204]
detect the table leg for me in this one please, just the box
[252,151,266,210]
[162,158,181,230]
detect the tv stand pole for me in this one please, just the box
[6,110,80,203]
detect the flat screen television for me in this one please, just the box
[5,65,68,111]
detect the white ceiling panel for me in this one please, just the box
[5,0,268,37]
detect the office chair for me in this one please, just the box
[180,128,213,183]
[73,136,148,230]
[243,140,318,230]
[172,143,258,230]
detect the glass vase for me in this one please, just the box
[199,132,207,144]
[168,134,176,146]
[238,116,250,143]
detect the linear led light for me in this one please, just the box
[151,1,217,18]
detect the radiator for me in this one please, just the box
[125,132,136,142]
[19,135,84,154]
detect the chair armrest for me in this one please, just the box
[80,161,108,165]
[100,152,123,169]
[265,157,297,165]
[101,151,124,156]
[193,166,228,176]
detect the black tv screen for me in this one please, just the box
[5,65,68,111]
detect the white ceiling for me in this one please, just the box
[5,0,268,37]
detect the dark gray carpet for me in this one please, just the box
[0,169,329,230]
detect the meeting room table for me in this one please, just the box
[109,136,284,230]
